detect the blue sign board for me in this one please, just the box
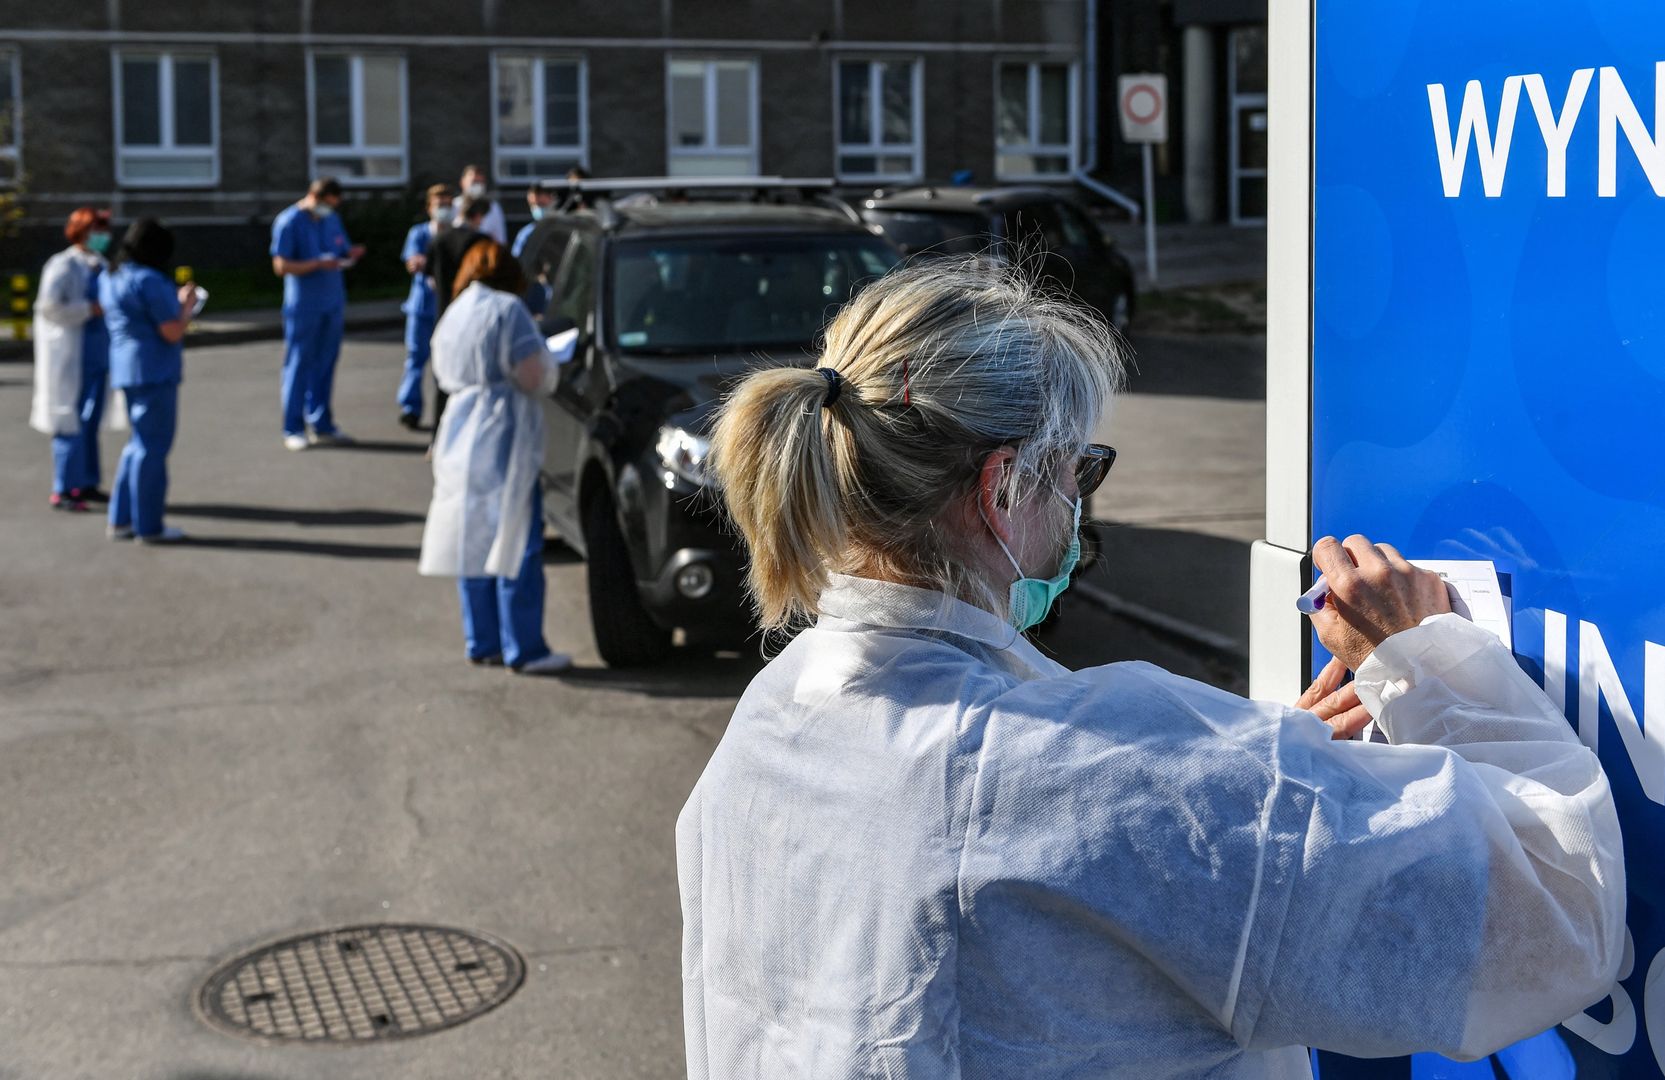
[1313,1,1665,1076]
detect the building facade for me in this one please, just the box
[0,0,1110,266]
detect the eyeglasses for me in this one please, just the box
[1074,444,1118,498]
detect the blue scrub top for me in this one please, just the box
[82,261,109,376]
[401,222,436,320]
[270,203,351,314]
[99,263,182,389]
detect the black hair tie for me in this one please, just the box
[817,367,843,409]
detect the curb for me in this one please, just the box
[0,312,406,361]
[1072,578,1248,659]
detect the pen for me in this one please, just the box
[1296,577,1330,614]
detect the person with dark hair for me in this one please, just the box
[418,240,570,675]
[99,218,195,544]
[31,207,114,511]
[395,182,454,429]
[558,165,589,213]
[451,165,506,244]
[422,195,495,445]
[510,184,555,259]
[270,176,366,451]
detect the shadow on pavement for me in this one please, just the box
[560,651,766,700]
[1121,331,1265,401]
[169,503,425,528]
[319,439,429,455]
[183,536,421,561]
[1083,519,1252,665]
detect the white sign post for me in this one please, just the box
[1117,73,1168,284]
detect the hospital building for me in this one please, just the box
[0,0,1265,265]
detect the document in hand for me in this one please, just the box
[546,327,580,366]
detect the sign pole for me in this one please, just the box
[1119,73,1167,287]
[1142,142,1158,285]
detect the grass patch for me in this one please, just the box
[1137,280,1266,334]
[186,266,407,315]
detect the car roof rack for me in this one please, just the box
[542,176,860,229]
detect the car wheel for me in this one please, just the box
[583,493,673,668]
[1110,290,1133,334]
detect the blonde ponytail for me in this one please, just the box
[710,256,1124,631]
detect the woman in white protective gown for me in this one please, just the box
[418,240,570,675]
[676,257,1626,1080]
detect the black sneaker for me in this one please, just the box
[398,411,422,431]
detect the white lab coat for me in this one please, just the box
[418,282,550,579]
[29,247,104,436]
[677,575,1625,1079]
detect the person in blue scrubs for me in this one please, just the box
[396,183,453,429]
[30,207,113,512]
[511,184,556,317]
[100,218,196,545]
[270,177,365,452]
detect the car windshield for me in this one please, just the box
[863,209,992,258]
[611,235,901,355]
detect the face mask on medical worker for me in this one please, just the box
[311,202,335,220]
[988,487,1083,632]
[85,232,112,254]
[466,182,487,198]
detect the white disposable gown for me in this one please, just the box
[418,282,550,579]
[29,247,103,437]
[676,574,1626,1079]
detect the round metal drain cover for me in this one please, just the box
[198,924,525,1044]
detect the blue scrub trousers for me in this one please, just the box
[398,312,434,419]
[108,381,177,538]
[458,484,552,667]
[50,366,108,495]
[280,307,345,436]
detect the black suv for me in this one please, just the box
[858,186,1136,333]
[518,197,901,666]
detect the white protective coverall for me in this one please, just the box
[418,281,549,578]
[30,247,103,436]
[676,574,1626,1079]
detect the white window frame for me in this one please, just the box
[665,56,760,177]
[0,47,19,185]
[490,52,590,183]
[306,50,408,187]
[993,59,1079,182]
[111,48,220,189]
[833,56,925,183]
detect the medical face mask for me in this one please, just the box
[430,208,450,229]
[530,205,546,221]
[466,182,486,198]
[85,232,112,254]
[990,488,1082,632]
[312,203,336,220]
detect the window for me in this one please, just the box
[309,52,407,184]
[995,60,1076,180]
[835,58,922,181]
[666,58,758,177]
[113,50,217,186]
[0,49,17,183]
[494,55,587,182]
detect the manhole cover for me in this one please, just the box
[197,924,525,1044]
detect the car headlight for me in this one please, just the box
[655,426,711,487]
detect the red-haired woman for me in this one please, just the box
[30,207,114,511]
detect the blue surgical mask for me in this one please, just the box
[990,489,1082,632]
[85,232,112,254]
[530,205,546,221]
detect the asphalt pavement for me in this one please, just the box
[0,328,1251,1079]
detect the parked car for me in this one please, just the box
[858,186,1136,333]
[517,198,902,666]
